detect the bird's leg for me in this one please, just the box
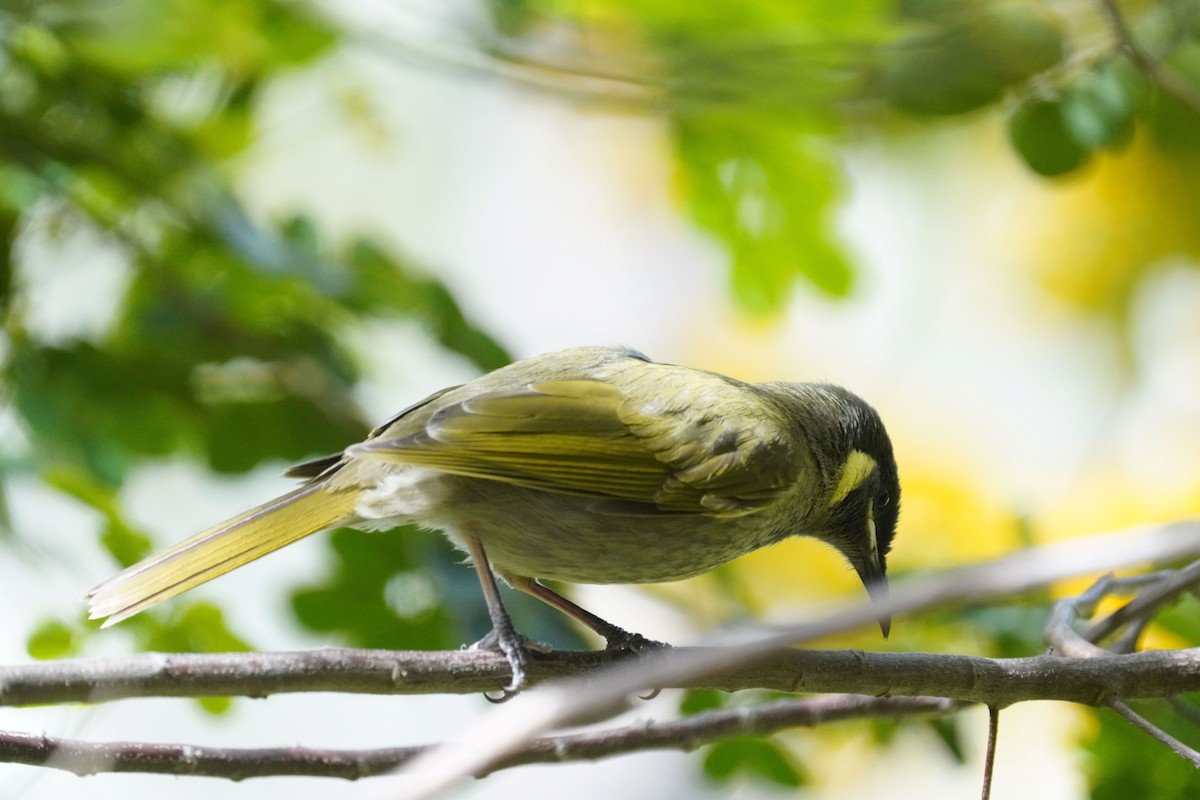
[501,572,665,652]
[463,534,528,694]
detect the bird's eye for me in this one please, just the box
[879,490,891,508]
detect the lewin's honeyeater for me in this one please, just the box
[87,346,900,690]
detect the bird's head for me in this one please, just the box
[815,387,900,637]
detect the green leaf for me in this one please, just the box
[928,716,967,763]
[881,2,1063,116]
[675,116,852,311]
[197,696,234,715]
[124,601,253,716]
[951,603,1048,658]
[69,0,334,78]
[1086,702,1200,798]
[291,527,586,650]
[681,689,727,715]
[291,527,469,650]
[99,518,154,568]
[703,737,805,788]
[1008,97,1090,177]
[341,237,511,371]
[27,619,79,660]
[879,33,1008,115]
[1149,593,1200,643]
[1061,59,1140,150]
[1144,40,1200,151]
[42,468,154,566]
[200,396,364,474]
[142,601,252,655]
[974,2,1064,82]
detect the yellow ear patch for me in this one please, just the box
[829,449,877,506]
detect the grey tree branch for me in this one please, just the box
[7,646,1200,709]
[397,520,1200,798]
[2,521,1198,789]
[1083,560,1200,645]
[1043,561,1200,770]
[0,695,951,780]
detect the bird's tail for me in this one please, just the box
[85,483,357,626]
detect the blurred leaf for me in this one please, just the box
[27,618,80,660]
[703,737,805,788]
[681,688,727,715]
[869,715,901,746]
[928,716,967,763]
[141,601,252,655]
[951,603,1049,658]
[1086,701,1200,798]
[341,236,511,371]
[676,116,852,311]
[68,0,333,78]
[974,2,1064,82]
[1149,593,1200,643]
[42,467,154,566]
[880,1,1063,115]
[131,601,252,715]
[291,527,586,650]
[200,396,362,474]
[1144,39,1200,151]
[10,342,189,485]
[1008,96,1090,177]
[1061,58,1141,150]
[290,527,461,650]
[879,34,1007,116]
[0,203,16,314]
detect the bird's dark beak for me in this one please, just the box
[854,514,890,638]
[853,561,890,638]
[861,572,891,639]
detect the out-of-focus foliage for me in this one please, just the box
[289,526,582,651]
[1083,597,1200,796]
[477,0,1200,314]
[1086,696,1200,798]
[704,736,806,788]
[2,0,1199,789]
[0,0,512,679]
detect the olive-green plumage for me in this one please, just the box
[87,346,900,687]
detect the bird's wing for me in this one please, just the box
[349,377,798,516]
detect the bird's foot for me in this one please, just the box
[593,625,668,702]
[469,623,551,698]
[598,625,668,654]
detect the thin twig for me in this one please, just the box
[1083,559,1200,644]
[1044,562,1200,657]
[981,706,1000,800]
[0,695,952,780]
[1107,697,1200,768]
[1044,566,1200,775]
[346,24,660,110]
[1045,574,1119,658]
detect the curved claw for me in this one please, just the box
[484,688,518,704]
[470,626,529,694]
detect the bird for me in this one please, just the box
[86,345,900,691]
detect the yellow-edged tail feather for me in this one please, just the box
[85,484,356,626]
